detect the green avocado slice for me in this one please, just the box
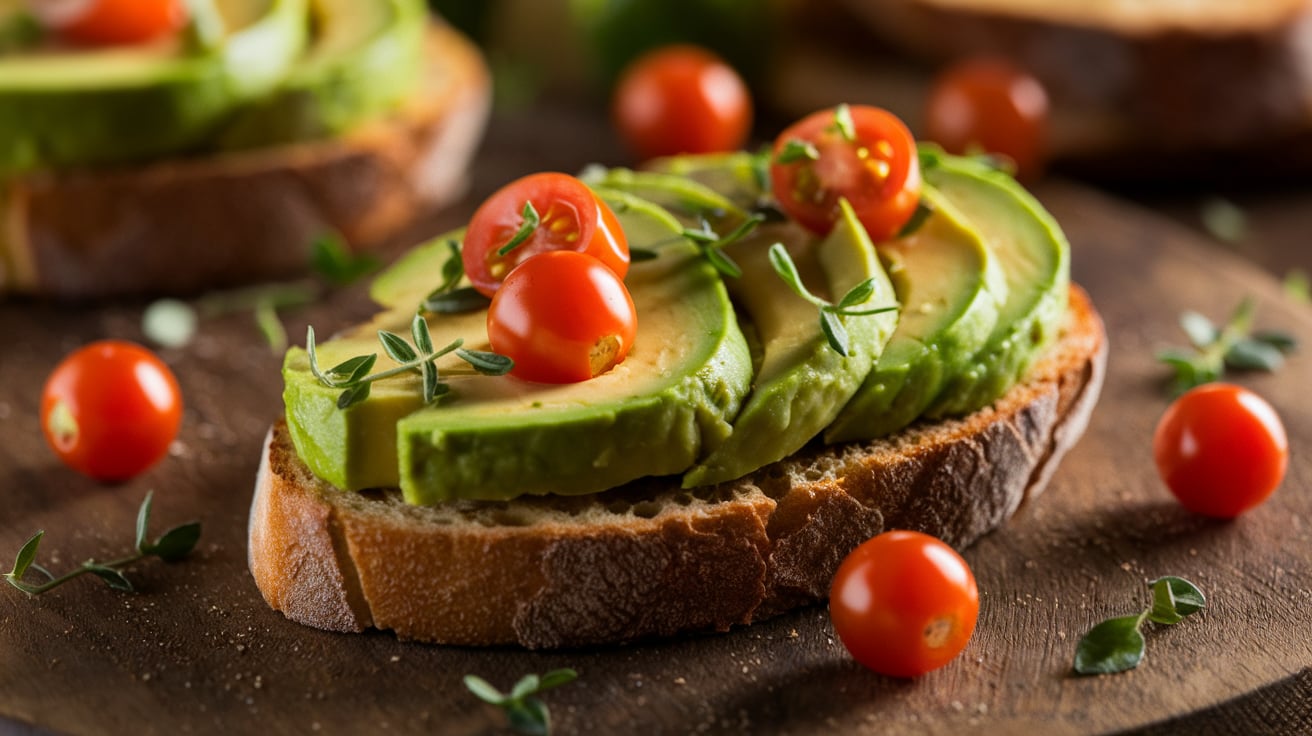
[683,199,898,487]
[0,0,307,173]
[282,189,753,502]
[921,154,1070,418]
[217,0,426,148]
[824,185,1008,442]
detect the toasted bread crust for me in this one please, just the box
[249,285,1106,648]
[0,22,490,298]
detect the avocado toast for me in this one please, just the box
[248,150,1107,648]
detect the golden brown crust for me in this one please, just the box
[0,22,490,298]
[248,285,1106,648]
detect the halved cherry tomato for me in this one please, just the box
[770,105,921,240]
[41,340,183,482]
[1154,383,1288,518]
[487,251,637,384]
[830,530,979,678]
[924,57,1050,181]
[462,172,629,298]
[612,44,753,162]
[36,0,188,47]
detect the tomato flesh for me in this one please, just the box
[829,530,979,678]
[770,105,921,240]
[463,172,628,298]
[487,250,637,383]
[44,0,188,46]
[925,57,1049,181]
[41,340,183,482]
[1153,383,1288,518]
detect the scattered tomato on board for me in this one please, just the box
[770,104,921,241]
[924,57,1049,181]
[462,172,629,298]
[1153,382,1288,518]
[41,340,183,482]
[31,0,188,46]
[612,44,753,161]
[487,250,637,384]
[830,530,979,678]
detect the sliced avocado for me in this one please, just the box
[282,189,753,502]
[824,185,1007,442]
[922,155,1070,417]
[644,151,769,212]
[683,199,898,487]
[218,0,426,148]
[0,0,307,173]
[580,165,750,226]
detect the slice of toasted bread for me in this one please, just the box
[0,21,490,299]
[248,284,1106,649]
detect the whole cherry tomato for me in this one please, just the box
[41,340,183,482]
[612,44,753,161]
[487,250,637,384]
[830,530,979,678]
[924,57,1050,181]
[1154,383,1288,518]
[770,105,921,241]
[33,0,188,46]
[462,172,629,298]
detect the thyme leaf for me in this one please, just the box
[1156,297,1296,395]
[680,214,764,279]
[497,201,541,257]
[766,243,899,356]
[464,668,578,736]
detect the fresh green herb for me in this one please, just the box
[895,199,935,239]
[307,313,512,409]
[829,103,856,141]
[629,248,660,262]
[767,243,898,356]
[254,297,289,352]
[419,240,492,314]
[1284,269,1310,305]
[750,144,773,193]
[4,492,200,596]
[141,299,199,349]
[311,233,381,287]
[1200,197,1247,244]
[775,139,819,165]
[1073,577,1206,675]
[681,214,765,279]
[464,669,578,736]
[1156,298,1296,395]
[497,202,541,257]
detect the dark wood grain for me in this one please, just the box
[2,110,1312,736]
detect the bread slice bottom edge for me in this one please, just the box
[248,284,1107,649]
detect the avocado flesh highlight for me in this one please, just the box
[922,157,1070,417]
[683,199,898,487]
[282,190,753,502]
[824,186,1007,442]
[218,0,425,148]
[0,0,308,173]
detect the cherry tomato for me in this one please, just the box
[925,57,1050,181]
[41,340,183,482]
[487,251,637,384]
[830,530,979,678]
[462,172,629,298]
[34,0,188,47]
[770,105,921,241]
[612,44,753,161]
[1154,383,1288,518]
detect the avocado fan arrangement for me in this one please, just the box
[0,0,490,297]
[281,150,1069,504]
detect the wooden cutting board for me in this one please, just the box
[2,122,1311,734]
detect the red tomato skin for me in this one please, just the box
[924,57,1049,181]
[487,251,638,384]
[462,173,629,298]
[40,340,183,482]
[770,105,921,240]
[1153,383,1288,518]
[612,44,753,161]
[57,0,187,46]
[829,530,979,678]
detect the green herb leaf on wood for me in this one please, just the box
[464,669,577,736]
[1156,297,1296,395]
[311,234,380,287]
[1073,577,1205,676]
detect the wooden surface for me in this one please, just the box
[2,108,1312,735]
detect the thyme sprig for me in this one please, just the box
[497,201,541,257]
[1156,298,1296,395]
[307,313,512,409]
[465,669,578,736]
[767,243,898,356]
[1073,577,1206,675]
[680,213,765,278]
[422,239,490,314]
[4,492,200,596]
